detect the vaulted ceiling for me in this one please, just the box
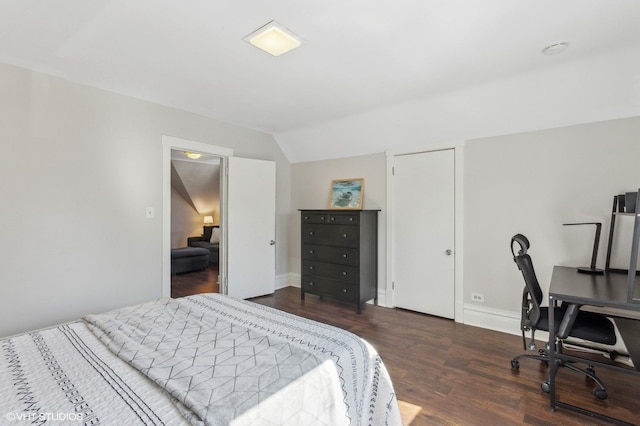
[2,1,640,161]
[171,154,220,216]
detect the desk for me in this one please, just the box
[548,265,640,424]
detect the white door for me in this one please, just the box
[392,149,455,318]
[226,157,276,299]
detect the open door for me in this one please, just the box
[226,157,276,299]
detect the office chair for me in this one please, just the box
[510,233,618,400]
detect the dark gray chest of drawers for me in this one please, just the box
[300,210,379,313]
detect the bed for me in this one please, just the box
[0,293,402,425]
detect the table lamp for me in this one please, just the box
[563,222,603,274]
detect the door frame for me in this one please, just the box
[385,141,465,322]
[162,135,233,298]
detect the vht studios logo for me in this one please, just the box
[5,412,84,422]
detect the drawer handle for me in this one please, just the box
[309,266,314,270]
[320,216,325,220]
[342,288,348,293]
[342,254,348,258]
[343,234,348,238]
[309,231,315,236]
[309,250,314,254]
[349,217,353,221]
[342,271,347,276]
[309,282,314,286]
[304,216,309,220]
[331,217,336,221]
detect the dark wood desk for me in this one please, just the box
[548,266,640,424]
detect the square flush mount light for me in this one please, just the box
[243,20,302,56]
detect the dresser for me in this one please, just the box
[300,210,379,313]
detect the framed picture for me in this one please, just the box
[329,178,364,210]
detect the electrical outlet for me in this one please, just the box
[472,292,484,303]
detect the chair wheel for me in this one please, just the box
[511,359,520,370]
[541,382,550,393]
[593,388,607,400]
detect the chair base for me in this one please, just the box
[511,350,608,400]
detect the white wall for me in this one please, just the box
[464,116,640,330]
[0,62,291,337]
[289,154,387,299]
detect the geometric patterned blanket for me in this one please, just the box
[84,294,402,426]
[0,322,188,426]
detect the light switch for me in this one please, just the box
[146,207,154,219]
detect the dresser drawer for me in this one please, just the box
[301,213,330,224]
[303,260,358,283]
[302,244,358,266]
[301,224,359,247]
[301,276,357,302]
[328,213,359,225]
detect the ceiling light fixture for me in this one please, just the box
[542,41,570,56]
[243,20,302,57]
[184,151,202,160]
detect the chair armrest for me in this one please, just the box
[558,303,581,339]
[187,236,203,246]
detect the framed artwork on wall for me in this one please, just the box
[329,178,364,210]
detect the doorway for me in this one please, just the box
[162,136,233,298]
[170,149,222,297]
[162,135,278,300]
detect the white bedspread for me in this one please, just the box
[0,322,187,425]
[1,294,401,425]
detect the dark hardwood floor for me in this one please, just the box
[171,275,639,425]
[170,264,219,298]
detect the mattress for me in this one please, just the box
[0,293,401,425]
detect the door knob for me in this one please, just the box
[445,249,453,255]
[270,240,276,245]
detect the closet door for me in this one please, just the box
[392,149,455,318]
[226,157,276,299]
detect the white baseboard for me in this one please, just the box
[463,304,559,344]
[275,273,299,290]
[463,303,522,337]
[374,290,387,307]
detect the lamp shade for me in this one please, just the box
[203,215,214,225]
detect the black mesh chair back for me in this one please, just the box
[511,234,544,332]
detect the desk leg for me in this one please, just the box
[548,295,557,411]
[614,317,640,370]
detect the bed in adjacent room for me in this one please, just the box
[0,293,401,425]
